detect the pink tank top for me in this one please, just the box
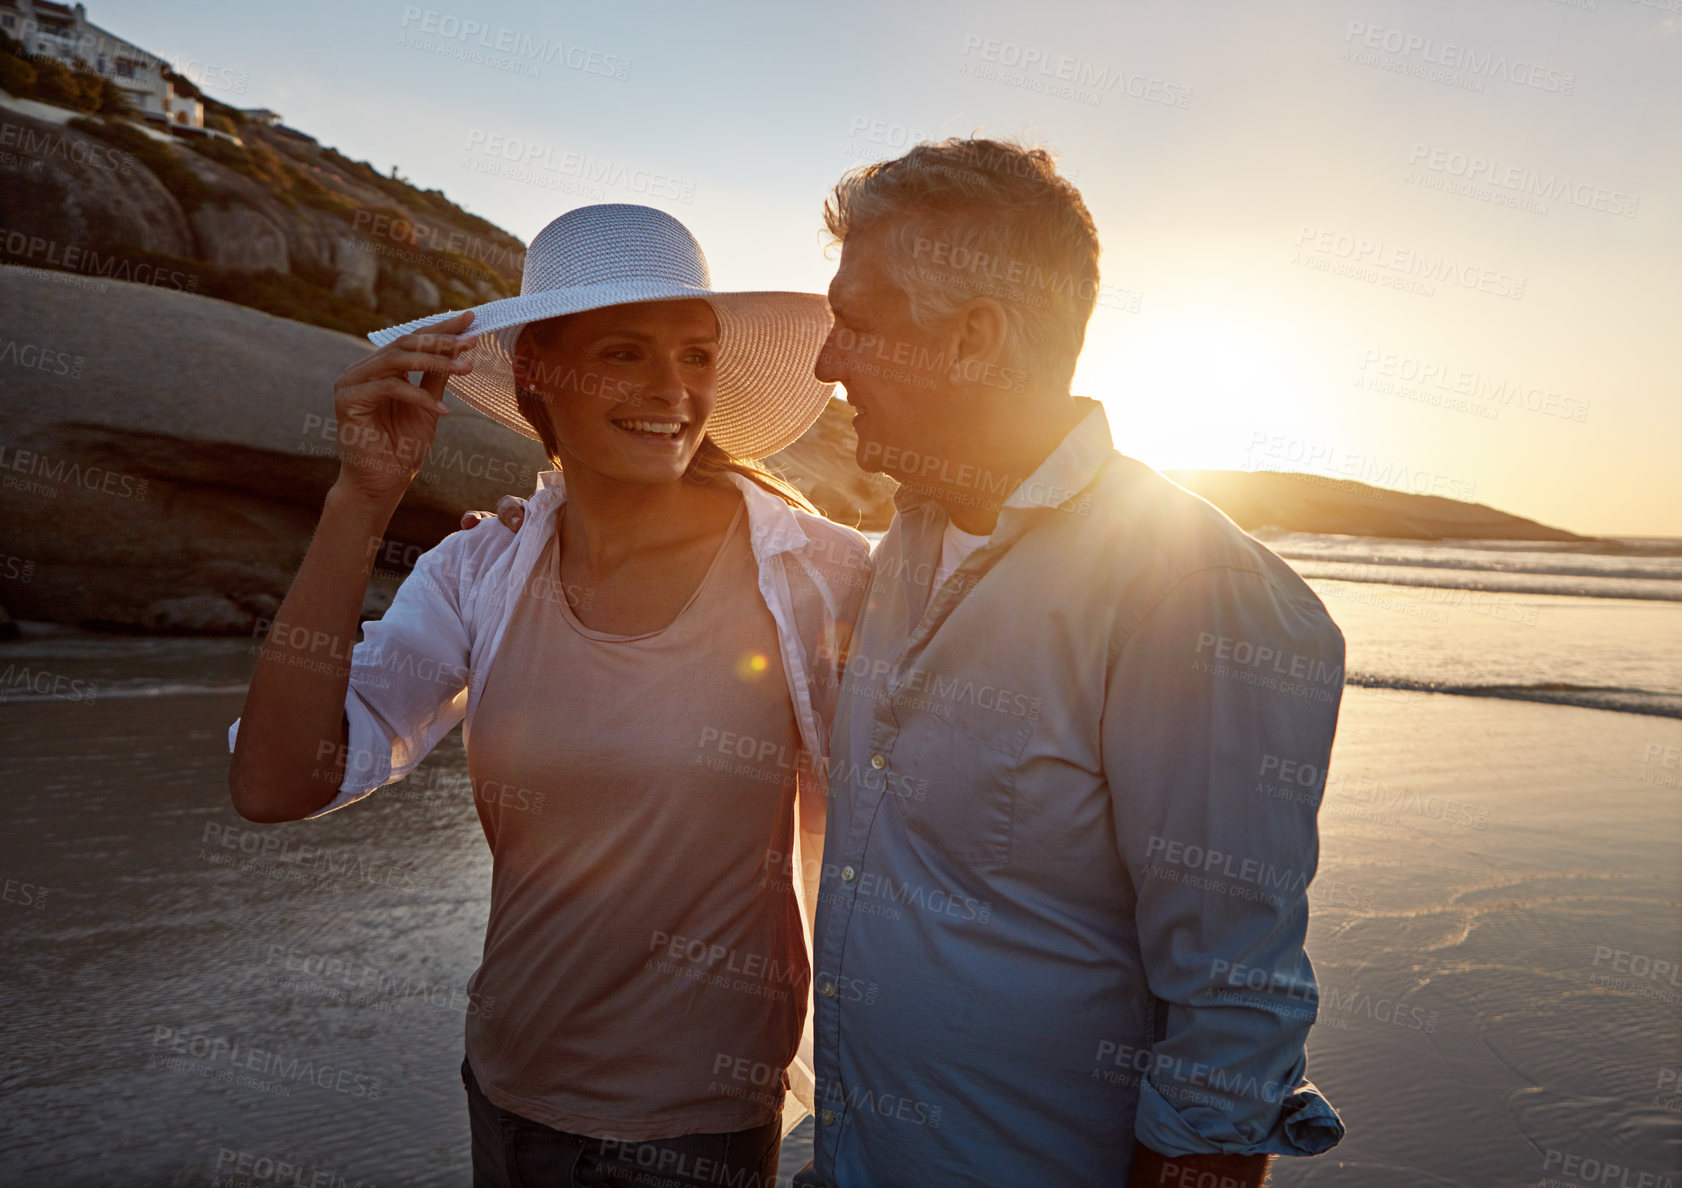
[464,502,807,1138]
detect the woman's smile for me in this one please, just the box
[611,416,689,442]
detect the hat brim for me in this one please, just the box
[368,286,834,461]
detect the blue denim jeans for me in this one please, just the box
[462,1056,782,1188]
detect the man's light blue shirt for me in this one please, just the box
[807,402,1347,1186]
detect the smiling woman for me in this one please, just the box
[517,299,720,479]
[511,298,813,513]
[224,203,872,1188]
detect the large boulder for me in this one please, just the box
[0,265,550,633]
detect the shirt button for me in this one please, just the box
[821,1110,836,1127]
[820,980,837,998]
[870,753,886,770]
[841,865,857,882]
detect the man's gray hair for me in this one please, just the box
[823,138,1100,394]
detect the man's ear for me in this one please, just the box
[954,296,1010,369]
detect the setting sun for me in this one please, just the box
[1076,302,1321,474]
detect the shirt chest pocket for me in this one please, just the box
[885,670,1039,866]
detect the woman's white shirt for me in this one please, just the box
[230,470,870,819]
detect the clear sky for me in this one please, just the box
[99,0,1680,535]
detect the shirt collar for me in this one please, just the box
[528,469,811,562]
[1001,398,1113,512]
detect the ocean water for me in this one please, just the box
[2,532,1678,1185]
[5,533,1676,718]
[864,530,1681,719]
[1268,535,1682,720]
[1265,532,1682,603]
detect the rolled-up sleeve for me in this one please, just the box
[1104,564,1346,1158]
[227,529,481,819]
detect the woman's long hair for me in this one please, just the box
[514,386,816,513]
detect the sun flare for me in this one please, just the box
[1075,305,1324,475]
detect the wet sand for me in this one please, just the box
[1,684,1677,1185]
[1276,691,1681,1186]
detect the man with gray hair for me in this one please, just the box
[794,138,1346,1186]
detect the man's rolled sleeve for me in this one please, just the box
[1104,564,1346,1158]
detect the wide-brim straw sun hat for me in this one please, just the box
[368,203,835,460]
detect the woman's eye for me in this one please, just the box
[684,351,715,366]
[604,348,640,362]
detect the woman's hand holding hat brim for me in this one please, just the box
[332,311,478,512]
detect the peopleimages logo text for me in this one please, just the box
[1407,145,1637,217]
[1194,632,1343,688]
[399,8,630,78]
[1343,21,1575,94]
[0,230,197,291]
[149,1026,383,1098]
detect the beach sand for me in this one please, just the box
[1,683,1677,1185]
[1278,690,1681,1186]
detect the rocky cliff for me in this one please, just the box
[0,98,523,336]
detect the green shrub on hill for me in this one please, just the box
[31,57,88,108]
[1,29,131,115]
[95,75,132,117]
[0,48,38,95]
[187,133,293,198]
[68,116,212,210]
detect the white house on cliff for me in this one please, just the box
[0,0,202,127]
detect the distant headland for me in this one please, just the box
[1165,469,1589,543]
